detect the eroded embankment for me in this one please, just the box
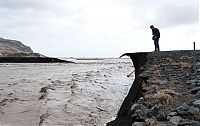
[107,52,148,125]
[108,50,200,126]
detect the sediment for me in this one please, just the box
[107,50,200,126]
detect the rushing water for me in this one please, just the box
[0,58,134,126]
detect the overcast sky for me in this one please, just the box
[0,0,199,57]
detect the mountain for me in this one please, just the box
[0,37,74,63]
[0,37,33,53]
[0,37,44,57]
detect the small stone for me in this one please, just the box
[185,73,190,78]
[176,103,190,111]
[189,83,198,89]
[169,116,182,125]
[156,112,168,121]
[187,99,197,106]
[131,103,139,111]
[155,103,163,109]
[188,106,199,114]
[169,112,178,116]
[39,87,48,93]
[176,109,190,116]
[190,87,200,94]
[132,122,145,126]
[196,91,200,98]
[190,121,200,126]
[193,100,200,108]
[88,114,93,117]
[133,109,146,119]
[148,79,167,85]
[145,118,156,126]
[155,122,168,126]
[179,121,200,126]
[147,103,163,117]
[147,109,158,117]
[186,80,198,85]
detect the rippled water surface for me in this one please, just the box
[0,58,134,126]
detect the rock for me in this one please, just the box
[176,109,190,116]
[196,91,200,98]
[187,99,197,106]
[193,100,200,108]
[175,102,193,116]
[145,118,156,126]
[147,108,159,118]
[147,79,167,85]
[190,87,200,94]
[176,103,190,111]
[133,109,146,120]
[186,80,198,85]
[179,121,200,126]
[185,73,190,78]
[154,122,168,126]
[131,103,139,111]
[169,116,182,125]
[153,103,163,109]
[189,83,198,89]
[132,122,145,126]
[156,112,168,121]
[39,87,48,93]
[147,103,163,117]
[188,106,199,114]
[169,112,178,117]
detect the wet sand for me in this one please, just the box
[0,58,134,126]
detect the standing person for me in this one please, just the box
[150,25,160,51]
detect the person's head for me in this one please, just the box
[150,25,154,29]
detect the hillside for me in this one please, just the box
[0,37,72,63]
[0,37,35,56]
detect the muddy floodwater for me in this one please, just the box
[0,58,134,126]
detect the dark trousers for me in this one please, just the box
[154,38,160,51]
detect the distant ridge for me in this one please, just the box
[0,37,73,63]
[0,37,34,56]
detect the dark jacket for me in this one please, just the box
[152,28,160,38]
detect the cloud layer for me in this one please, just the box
[0,0,199,57]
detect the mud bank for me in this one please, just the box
[108,50,200,126]
[0,57,74,63]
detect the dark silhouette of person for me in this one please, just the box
[150,25,160,51]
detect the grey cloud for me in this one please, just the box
[0,0,45,10]
[122,0,198,29]
[0,0,199,57]
[0,0,71,16]
[122,0,161,6]
[0,0,73,31]
[154,1,199,27]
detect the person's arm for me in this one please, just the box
[152,29,156,36]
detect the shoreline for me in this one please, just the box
[0,57,74,63]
